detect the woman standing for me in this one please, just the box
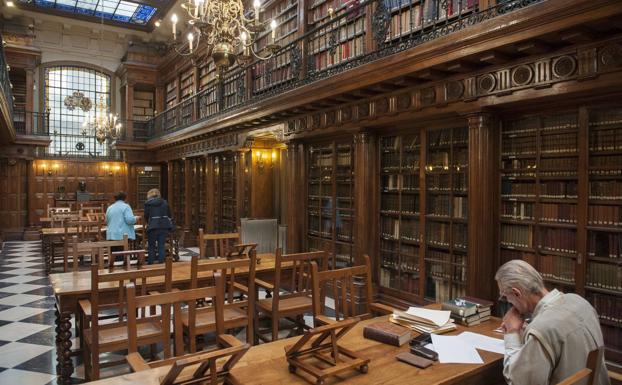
[105,191,136,246]
[144,188,173,264]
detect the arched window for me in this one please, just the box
[44,65,114,157]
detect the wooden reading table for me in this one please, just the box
[84,315,504,385]
[50,253,277,384]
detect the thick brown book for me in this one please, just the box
[363,321,411,346]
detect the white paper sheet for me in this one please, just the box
[405,307,452,327]
[457,332,505,354]
[431,334,484,364]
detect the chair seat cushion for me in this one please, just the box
[182,307,247,330]
[257,295,312,313]
[84,320,161,347]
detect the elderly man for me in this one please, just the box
[495,260,610,385]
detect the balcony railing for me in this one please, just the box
[139,0,544,141]
[0,33,14,124]
[13,108,51,136]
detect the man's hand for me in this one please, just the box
[501,307,524,334]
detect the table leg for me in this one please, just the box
[43,237,51,275]
[55,307,74,384]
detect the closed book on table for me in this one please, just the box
[451,313,481,326]
[458,296,494,312]
[442,299,478,317]
[363,321,411,346]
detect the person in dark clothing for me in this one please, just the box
[144,188,173,264]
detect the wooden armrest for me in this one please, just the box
[232,282,249,293]
[314,315,336,326]
[254,278,274,290]
[148,288,180,296]
[370,302,395,315]
[218,334,244,348]
[126,352,151,372]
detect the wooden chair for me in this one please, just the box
[80,203,104,214]
[47,204,72,217]
[166,227,184,261]
[82,258,173,381]
[556,346,603,385]
[109,249,147,270]
[125,274,250,385]
[182,251,257,351]
[198,228,240,258]
[69,235,129,271]
[311,255,393,327]
[255,249,329,343]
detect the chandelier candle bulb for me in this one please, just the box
[188,33,194,52]
[171,13,178,37]
[270,19,277,40]
[253,0,260,22]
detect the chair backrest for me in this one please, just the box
[311,254,374,325]
[52,212,80,227]
[80,204,104,214]
[110,249,147,270]
[68,220,101,241]
[272,248,329,311]
[72,234,129,271]
[86,212,106,223]
[125,271,224,362]
[91,258,173,356]
[197,229,240,258]
[190,251,257,304]
[556,369,592,385]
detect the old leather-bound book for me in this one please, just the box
[363,321,411,346]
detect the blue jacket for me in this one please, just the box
[106,200,136,240]
[144,197,173,232]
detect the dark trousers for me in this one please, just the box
[147,229,168,264]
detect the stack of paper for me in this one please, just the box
[426,332,504,364]
[389,307,457,334]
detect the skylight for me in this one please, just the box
[20,0,157,25]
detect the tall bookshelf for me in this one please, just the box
[171,160,185,228]
[379,134,421,301]
[221,154,237,232]
[307,141,355,269]
[424,127,468,303]
[189,158,207,233]
[136,166,161,208]
[199,60,217,91]
[180,68,195,101]
[165,79,178,108]
[255,0,299,53]
[133,90,155,120]
[499,106,622,363]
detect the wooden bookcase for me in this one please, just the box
[180,68,195,101]
[306,140,355,269]
[165,79,178,108]
[499,105,622,363]
[199,60,217,91]
[424,127,468,303]
[133,90,155,120]
[136,166,161,208]
[209,153,238,233]
[255,0,299,53]
[171,160,185,229]
[379,133,421,300]
[307,13,365,72]
[186,157,207,236]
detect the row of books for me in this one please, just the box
[381,135,420,150]
[540,157,578,171]
[426,173,450,190]
[308,185,333,196]
[380,194,419,213]
[589,293,622,325]
[540,254,575,283]
[426,278,466,303]
[540,181,578,199]
[588,205,622,226]
[587,262,621,291]
[381,239,419,255]
[441,296,492,326]
[501,158,536,170]
[379,267,420,293]
[501,224,532,249]
[590,154,622,169]
[589,181,622,200]
[588,232,621,259]
[501,181,535,197]
[380,217,420,241]
[501,201,535,220]
[541,203,577,223]
[380,251,419,273]
[310,35,365,70]
[588,129,622,152]
[381,174,419,191]
[538,228,577,254]
[428,128,467,147]
[381,152,420,170]
[426,195,451,216]
[502,136,537,156]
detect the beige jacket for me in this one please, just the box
[503,289,610,385]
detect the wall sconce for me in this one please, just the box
[255,150,265,173]
[52,163,59,176]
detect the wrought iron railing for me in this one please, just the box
[0,33,14,125]
[13,108,51,135]
[140,0,544,141]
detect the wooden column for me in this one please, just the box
[236,151,246,224]
[27,159,36,226]
[167,161,174,215]
[467,112,498,301]
[285,141,304,253]
[25,68,35,134]
[155,84,165,115]
[353,131,377,266]
[205,155,215,233]
[184,158,192,236]
[125,81,135,140]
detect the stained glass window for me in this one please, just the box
[44,66,113,158]
[21,0,157,25]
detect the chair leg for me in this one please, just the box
[91,347,100,381]
[271,314,279,342]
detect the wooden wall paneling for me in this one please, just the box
[467,113,498,301]
[184,158,192,239]
[354,131,376,266]
[167,161,174,217]
[250,149,275,219]
[236,151,247,222]
[576,106,589,296]
[419,129,428,300]
[28,160,36,226]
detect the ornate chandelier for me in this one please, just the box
[82,95,122,145]
[171,0,281,71]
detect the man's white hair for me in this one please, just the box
[495,259,545,294]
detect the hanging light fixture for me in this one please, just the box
[170,0,281,72]
[82,95,122,145]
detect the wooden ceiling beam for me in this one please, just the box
[446,61,477,73]
[415,69,445,81]
[516,41,552,55]
[479,51,512,65]
[559,27,595,44]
